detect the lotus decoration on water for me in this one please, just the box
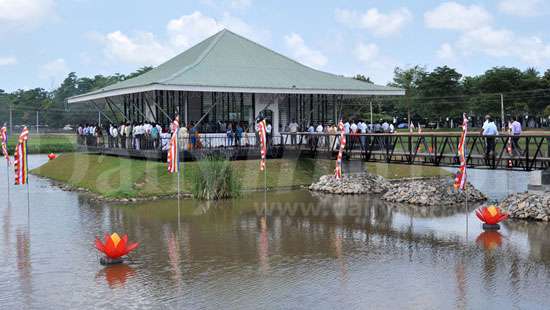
[475,206,508,230]
[48,153,57,160]
[95,233,139,265]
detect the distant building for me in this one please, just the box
[69,29,404,134]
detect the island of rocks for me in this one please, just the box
[491,192,550,222]
[309,173,486,206]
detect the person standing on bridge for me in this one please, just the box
[288,120,299,145]
[511,117,523,156]
[482,115,499,166]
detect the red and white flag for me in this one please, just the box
[14,126,29,185]
[258,120,267,171]
[334,120,346,179]
[167,116,180,174]
[1,126,9,164]
[454,113,468,190]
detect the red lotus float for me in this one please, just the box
[475,205,508,230]
[95,233,139,265]
[48,153,57,160]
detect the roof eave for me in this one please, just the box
[68,84,404,103]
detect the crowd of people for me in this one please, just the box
[286,119,396,149]
[76,115,531,161]
[76,120,265,150]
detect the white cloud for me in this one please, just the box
[284,33,327,68]
[0,56,17,66]
[353,42,398,84]
[354,43,380,64]
[0,0,55,25]
[167,11,224,49]
[436,43,456,61]
[93,11,269,66]
[335,8,412,36]
[456,26,550,64]
[498,0,543,17]
[424,2,491,30]
[100,31,175,66]
[39,58,69,85]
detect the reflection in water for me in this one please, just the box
[2,161,550,310]
[332,228,347,284]
[455,260,467,310]
[165,227,182,285]
[3,201,11,260]
[258,216,269,273]
[96,264,136,288]
[16,228,31,307]
[476,231,503,251]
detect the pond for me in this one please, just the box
[1,155,549,309]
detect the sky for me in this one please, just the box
[1,0,550,92]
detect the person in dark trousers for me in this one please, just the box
[481,116,499,166]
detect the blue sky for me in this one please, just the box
[1,0,550,91]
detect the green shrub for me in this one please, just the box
[191,155,242,200]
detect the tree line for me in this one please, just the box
[352,65,550,127]
[1,65,550,129]
[0,66,153,128]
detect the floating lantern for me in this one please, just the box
[476,231,503,250]
[48,153,57,160]
[475,205,508,230]
[95,233,139,265]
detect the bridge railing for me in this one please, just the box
[76,131,550,170]
[278,132,550,171]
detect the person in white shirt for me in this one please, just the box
[265,121,272,146]
[109,125,119,148]
[389,123,395,133]
[482,116,499,165]
[350,121,358,133]
[316,123,324,146]
[344,121,350,134]
[288,120,299,145]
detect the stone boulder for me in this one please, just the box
[495,192,550,221]
[381,178,486,206]
[309,173,390,195]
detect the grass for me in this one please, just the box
[7,133,76,154]
[191,155,241,200]
[31,153,451,198]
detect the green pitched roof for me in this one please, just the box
[69,29,403,102]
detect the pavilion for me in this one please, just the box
[68,29,404,135]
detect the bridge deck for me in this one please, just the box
[77,132,550,171]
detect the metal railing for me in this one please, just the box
[76,131,550,170]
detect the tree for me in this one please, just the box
[353,74,373,83]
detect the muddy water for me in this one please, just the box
[1,156,549,309]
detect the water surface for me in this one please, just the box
[1,156,549,309]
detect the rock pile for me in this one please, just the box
[381,178,487,206]
[496,192,550,221]
[309,173,390,194]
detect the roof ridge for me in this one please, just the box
[157,29,227,84]
[222,29,348,79]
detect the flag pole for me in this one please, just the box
[6,160,10,204]
[25,140,30,224]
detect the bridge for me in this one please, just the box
[77,132,550,171]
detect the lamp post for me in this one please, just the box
[500,93,505,129]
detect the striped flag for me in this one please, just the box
[1,126,9,164]
[334,120,346,179]
[454,114,468,190]
[167,116,180,174]
[14,126,29,185]
[258,119,267,171]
